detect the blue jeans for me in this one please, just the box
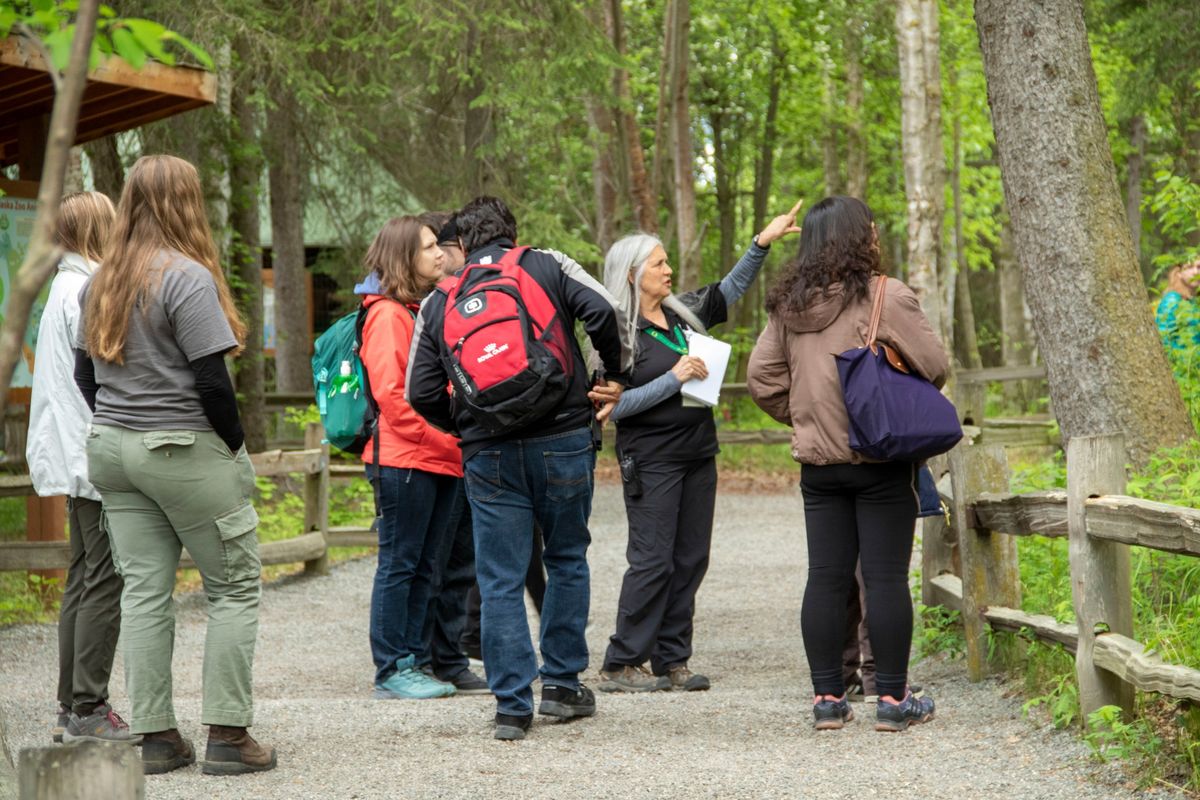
[465,427,595,717]
[419,484,475,679]
[367,465,460,685]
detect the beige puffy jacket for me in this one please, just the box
[747,274,949,466]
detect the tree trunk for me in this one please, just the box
[951,98,981,370]
[998,219,1036,409]
[897,0,946,338]
[605,0,656,233]
[83,134,124,199]
[711,109,734,279]
[230,42,266,452]
[266,91,310,393]
[669,0,699,291]
[1123,114,1145,268]
[588,99,618,255]
[650,0,674,219]
[464,20,494,196]
[752,33,784,234]
[0,1,100,420]
[975,0,1193,464]
[822,62,843,197]
[845,10,868,199]
[63,146,83,194]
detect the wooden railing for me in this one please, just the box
[0,424,375,576]
[924,433,1200,718]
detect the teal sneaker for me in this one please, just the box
[374,658,456,699]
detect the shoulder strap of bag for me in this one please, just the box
[866,275,887,351]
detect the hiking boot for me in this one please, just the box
[375,659,456,699]
[442,668,490,695]
[202,725,277,775]
[538,684,596,720]
[420,665,454,686]
[813,695,855,730]
[494,713,532,741]
[142,729,196,775]
[657,666,710,692]
[61,703,142,745]
[52,704,69,744]
[597,665,662,693]
[875,690,935,732]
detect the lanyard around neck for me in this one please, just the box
[645,323,688,355]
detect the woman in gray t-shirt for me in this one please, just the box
[75,155,277,777]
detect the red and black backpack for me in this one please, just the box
[439,246,574,433]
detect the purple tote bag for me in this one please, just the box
[834,277,962,462]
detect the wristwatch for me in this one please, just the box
[753,234,770,250]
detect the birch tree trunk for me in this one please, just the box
[231,42,266,452]
[669,0,699,292]
[0,1,100,419]
[266,92,310,393]
[897,0,945,336]
[976,0,1192,463]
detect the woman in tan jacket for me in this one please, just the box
[747,196,948,732]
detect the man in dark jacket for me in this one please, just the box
[407,196,630,740]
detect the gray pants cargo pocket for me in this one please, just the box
[214,503,261,583]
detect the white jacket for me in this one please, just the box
[27,253,100,500]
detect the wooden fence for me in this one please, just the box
[0,424,376,577]
[925,432,1200,719]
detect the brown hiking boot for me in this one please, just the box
[202,725,277,775]
[597,664,662,693]
[656,665,711,692]
[142,728,196,774]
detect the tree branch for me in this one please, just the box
[14,22,62,93]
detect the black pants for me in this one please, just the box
[461,524,546,654]
[422,485,475,679]
[800,461,917,701]
[57,496,122,713]
[603,456,716,675]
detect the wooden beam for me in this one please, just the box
[957,364,1048,384]
[983,605,1079,652]
[0,474,34,498]
[249,448,326,477]
[0,38,215,104]
[972,491,1069,537]
[928,572,963,611]
[1092,633,1200,705]
[326,526,377,548]
[178,531,327,570]
[1085,495,1200,557]
[0,541,69,571]
[715,428,791,445]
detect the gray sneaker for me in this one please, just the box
[62,703,142,745]
[597,665,662,693]
[657,666,710,692]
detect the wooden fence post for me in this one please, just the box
[949,442,1021,681]
[0,712,15,800]
[1066,434,1134,723]
[18,743,142,799]
[302,422,330,576]
[920,454,957,607]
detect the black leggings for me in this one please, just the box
[800,461,918,701]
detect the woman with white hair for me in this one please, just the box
[591,201,803,693]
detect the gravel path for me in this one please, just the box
[0,481,1186,799]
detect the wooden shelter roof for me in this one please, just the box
[0,37,216,169]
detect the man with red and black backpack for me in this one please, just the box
[407,196,631,740]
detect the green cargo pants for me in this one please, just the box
[87,424,262,734]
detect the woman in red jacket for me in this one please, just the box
[355,216,462,699]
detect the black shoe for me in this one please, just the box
[443,668,490,695]
[538,684,595,720]
[813,695,854,730]
[141,729,196,775]
[494,713,532,740]
[875,690,935,732]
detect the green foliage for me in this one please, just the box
[912,602,965,661]
[0,0,212,71]
[1146,171,1200,271]
[1085,705,1165,767]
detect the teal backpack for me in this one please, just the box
[311,306,377,455]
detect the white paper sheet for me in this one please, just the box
[680,332,731,407]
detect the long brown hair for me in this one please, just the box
[84,155,246,363]
[765,196,880,316]
[363,216,435,303]
[57,191,115,263]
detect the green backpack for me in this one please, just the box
[311,306,376,455]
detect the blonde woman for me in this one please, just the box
[1156,259,1200,351]
[76,155,274,775]
[27,192,134,746]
